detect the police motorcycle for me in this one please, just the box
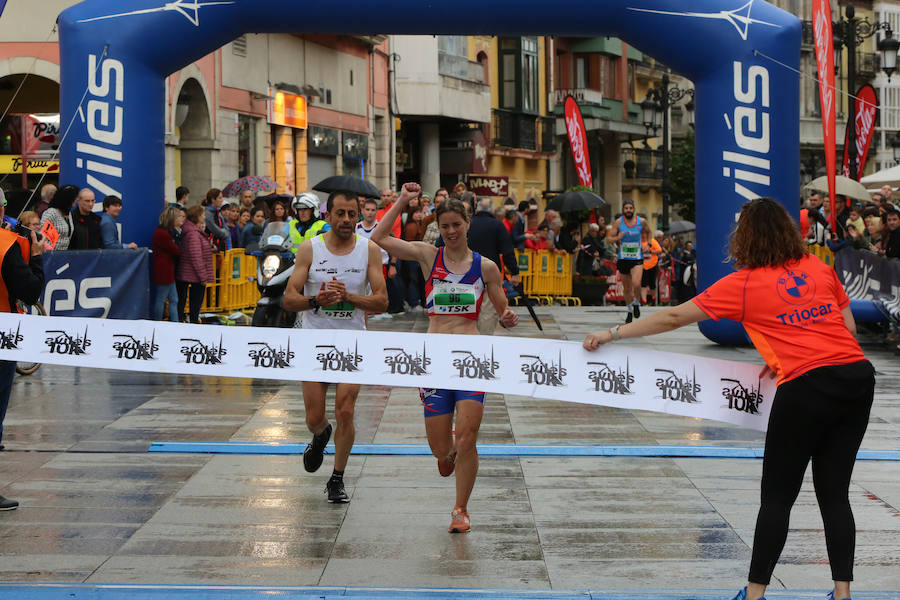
[248,220,296,327]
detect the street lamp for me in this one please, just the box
[891,131,900,163]
[643,73,694,231]
[833,3,898,180]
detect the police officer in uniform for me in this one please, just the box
[0,189,45,510]
[287,193,330,253]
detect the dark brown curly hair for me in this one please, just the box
[729,197,808,269]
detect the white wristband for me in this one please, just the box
[609,325,621,341]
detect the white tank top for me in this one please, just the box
[300,235,369,330]
[355,221,389,265]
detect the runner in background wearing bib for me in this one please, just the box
[284,191,388,504]
[609,198,651,323]
[355,198,393,322]
[372,182,518,534]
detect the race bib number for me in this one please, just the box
[322,301,355,319]
[621,242,640,259]
[432,281,477,315]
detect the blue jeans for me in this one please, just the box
[153,283,180,321]
[0,359,17,445]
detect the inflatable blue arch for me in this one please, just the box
[57,0,800,345]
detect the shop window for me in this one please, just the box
[238,115,256,178]
[599,55,616,99]
[498,36,540,114]
[576,56,589,89]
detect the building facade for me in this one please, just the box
[0,0,391,209]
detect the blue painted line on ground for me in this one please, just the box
[0,586,897,600]
[147,442,900,461]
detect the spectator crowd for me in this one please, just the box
[9,179,711,323]
[802,184,900,260]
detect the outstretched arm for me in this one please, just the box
[482,257,518,329]
[371,182,435,264]
[583,301,707,349]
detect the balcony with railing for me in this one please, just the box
[621,147,662,189]
[857,51,878,77]
[438,52,486,83]
[492,110,555,153]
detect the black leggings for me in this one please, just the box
[176,281,206,324]
[749,360,874,585]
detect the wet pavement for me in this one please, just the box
[0,307,898,598]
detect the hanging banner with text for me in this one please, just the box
[812,0,837,229]
[842,84,878,180]
[0,313,775,431]
[564,95,593,188]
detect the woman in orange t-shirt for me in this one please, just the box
[584,198,873,600]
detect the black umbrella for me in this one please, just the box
[254,193,293,210]
[313,175,381,199]
[667,220,696,234]
[546,190,606,212]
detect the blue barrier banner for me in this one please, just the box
[40,249,151,319]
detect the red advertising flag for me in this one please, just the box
[841,84,878,180]
[564,96,592,188]
[812,0,837,230]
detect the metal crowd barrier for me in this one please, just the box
[201,250,260,314]
[513,249,581,306]
[807,242,834,266]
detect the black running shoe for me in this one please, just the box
[326,478,349,503]
[0,495,19,511]
[625,312,633,324]
[303,423,332,473]
[633,304,641,319]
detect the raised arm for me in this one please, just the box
[371,182,435,263]
[481,257,518,329]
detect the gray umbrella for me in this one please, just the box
[667,220,696,234]
[804,175,872,202]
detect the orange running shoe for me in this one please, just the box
[448,506,470,533]
[437,450,456,477]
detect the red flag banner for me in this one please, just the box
[564,96,592,188]
[842,84,878,180]
[812,0,837,229]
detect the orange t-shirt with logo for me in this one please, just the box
[692,254,865,384]
[643,238,662,270]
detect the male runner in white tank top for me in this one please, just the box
[284,191,388,503]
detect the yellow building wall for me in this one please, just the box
[472,35,548,208]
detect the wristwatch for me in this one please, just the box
[308,296,320,312]
[609,325,621,341]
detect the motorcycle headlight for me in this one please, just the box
[262,255,281,278]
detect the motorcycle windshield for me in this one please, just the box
[260,222,291,250]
